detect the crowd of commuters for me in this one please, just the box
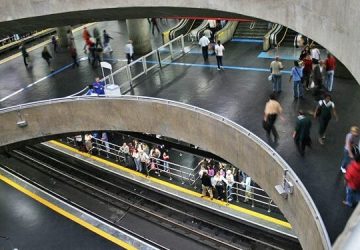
[266,44,360,207]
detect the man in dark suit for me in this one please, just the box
[293,110,312,156]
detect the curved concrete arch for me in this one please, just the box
[0,1,359,84]
[0,96,330,249]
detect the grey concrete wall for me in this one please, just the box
[0,0,359,84]
[0,97,330,250]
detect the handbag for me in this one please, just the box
[268,74,272,81]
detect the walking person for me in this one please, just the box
[19,43,29,67]
[41,46,52,68]
[325,53,336,92]
[312,61,326,99]
[289,60,304,100]
[311,45,321,66]
[198,33,210,61]
[151,18,160,34]
[103,30,113,54]
[293,110,312,156]
[343,154,360,207]
[214,40,225,70]
[263,93,284,142]
[125,40,134,64]
[270,56,284,93]
[51,35,58,53]
[340,126,360,173]
[302,54,313,90]
[67,29,75,48]
[313,94,338,145]
[69,46,79,68]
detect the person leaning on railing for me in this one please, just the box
[120,142,130,165]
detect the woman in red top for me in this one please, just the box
[325,53,336,92]
[343,154,360,207]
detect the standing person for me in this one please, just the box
[289,61,304,99]
[51,35,58,53]
[200,172,213,200]
[151,18,160,34]
[92,77,105,95]
[340,126,360,173]
[120,142,130,165]
[269,56,284,93]
[41,46,52,67]
[343,154,360,207]
[132,149,142,172]
[214,40,225,70]
[101,132,110,158]
[302,54,313,90]
[103,30,113,54]
[162,151,170,172]
[19,43,29,67]
[311,45,321,66]
[69,46,79,68]
[313,94,338,145]
[225,170,235,201]
[125,40,134,64]
[299,45,310,61]
[325,53,336,92]
[213,171,226,201]
[293,110,312,156]
[198,33,210,61]
[263,93,284,142]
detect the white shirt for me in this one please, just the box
[311,48,321,60]
[208,20,217,28]
[318,100,335,108]
[215,44,225,56]
[125,43,134,55]
[198,36,210,47]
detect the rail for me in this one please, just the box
[68,35,191,97]
[63,134,278,212]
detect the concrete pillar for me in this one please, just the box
[126,19,152,55]
[56,26,73,48]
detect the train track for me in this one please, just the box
[4,144,301,250]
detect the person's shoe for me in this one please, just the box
[210,197,213,200]
[322,135,326,140]
[228,198,233,202]
[217,68,221,71]
[318,138,324,145]
[342,201,352,207]
[277,90,282,94]
[201,195,205,198]
[341,167,347,174]
[305,87,310,91]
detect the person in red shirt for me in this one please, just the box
[302,54,313,90]
[343,154,360,207]
[325,53,336,92]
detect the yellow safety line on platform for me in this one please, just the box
[0,174,136,250]
[50,140,292,229]
[0,23,95,65]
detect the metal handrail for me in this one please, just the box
[0,96,331,247]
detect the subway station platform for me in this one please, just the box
[0,20,359,245]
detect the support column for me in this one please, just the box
[126,19,152,55]
[56,26,73,48]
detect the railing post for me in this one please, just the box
[156,49,162,69]
[126,65,132,87]
[236,182,239,203]
[142,57,147,75]
[169,42,174,60]
[268,199,272,213]
[181,35,185,55]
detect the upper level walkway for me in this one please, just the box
[0,20,359,244]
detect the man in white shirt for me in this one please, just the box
[124,40,134,64]
[311,45,321,65]
[198,33,210,61]
[214,40,225,70]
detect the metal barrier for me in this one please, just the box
[229,181,278,213]
[63,135,278,212]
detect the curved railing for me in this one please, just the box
[0,96,331,249]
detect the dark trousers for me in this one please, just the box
[126,53,133,64]
[295,137,311,156]
[319,117,331,137]
[216,56,223,69]
[72,56,79,68]
[201,46,208,61]
[23,56,28,66]
[303,71,311,88]
[266,114,279,140]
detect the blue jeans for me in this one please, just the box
[326,70,334,91]
[340,149,351,170]
[134,158,142,171]
[346,186,360,206]
[272,75,282,92]
[227,184,233,200]
[293,80,303,98]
